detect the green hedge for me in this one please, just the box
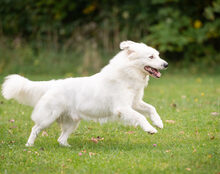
[0,0,220,64]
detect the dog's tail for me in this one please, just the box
[2,74,55,107]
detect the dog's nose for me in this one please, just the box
[163,63,168,68]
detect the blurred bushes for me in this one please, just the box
[0,0,220,73]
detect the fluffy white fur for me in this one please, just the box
[2,40,168,147]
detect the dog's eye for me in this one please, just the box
[149,55,154,59]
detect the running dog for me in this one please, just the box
[2,40,168,147]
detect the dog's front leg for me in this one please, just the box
[117,108,157,134]
[134,101,163,129]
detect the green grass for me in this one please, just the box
[0,74,219,174]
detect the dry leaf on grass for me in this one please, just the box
[81,149,86,153]
[9,119,15,123]
[193,149,197,153]
[89,152,96,157]
[179,131,185,134]
[90,136,104,143]
[9,126,17,129]
[211,112,219,116]
[165,120,175,124]
[210,136,215,140]
[41,131,48,137]
[170,103,177,108]
[125,131,135,134]
[186,168,191,171]
[9,140,15,144]
[67,159,72,162]
[8,130,13,134]
[96,136,104,140]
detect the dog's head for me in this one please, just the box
[120,40,168,78]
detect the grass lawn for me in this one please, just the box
[0,73,219,174]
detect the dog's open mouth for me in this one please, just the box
[144,66,161,78]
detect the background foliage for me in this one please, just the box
[0,0,220,74]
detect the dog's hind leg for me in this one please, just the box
[26,104,63,147]
[57,116,80,147]
[25,124,42,147]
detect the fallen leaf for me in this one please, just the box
[179,131,185,134]
[96,136,104,140]
[186,168,191,171]
[41,131,48,137]
[81,149,86,153]
[211,112,219,116]
[9,119,15,123]
[126,131,135,134]
[10,126,17,129]
[170,103,177,108]
[8,130,13,134]
[91,137,98,144]
[165,120,175,124]
[9,140,15,144]
[210,136,215,140]
[90,137,104,143]
[89,152,96,157]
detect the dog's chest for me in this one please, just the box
[124,77,148,92]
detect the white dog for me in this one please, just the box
[2,40,168,147]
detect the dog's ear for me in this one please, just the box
[120,40,136,55]
[120,40,136,50]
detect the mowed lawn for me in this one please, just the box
[0,74,219,174]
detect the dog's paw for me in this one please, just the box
[145,127,158,134]
[58,141,71,147]
[25,143,33,147]
[153,120,163,129]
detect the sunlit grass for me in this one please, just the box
[0,74,219,174]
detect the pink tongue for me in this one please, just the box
[152,68,161,78]
[155,71,161,78]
